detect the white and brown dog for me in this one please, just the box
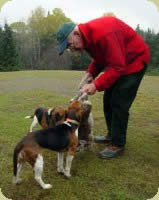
[13,100,92,189]
[25,107,67,132]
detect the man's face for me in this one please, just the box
[67,31,84,52]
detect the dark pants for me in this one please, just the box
[103,65,147,146]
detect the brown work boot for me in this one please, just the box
[98,145,125,159]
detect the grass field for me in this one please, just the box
[0,70,159,200]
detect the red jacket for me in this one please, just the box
[78,17,150,91]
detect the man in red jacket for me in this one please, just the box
[56,17,150,159]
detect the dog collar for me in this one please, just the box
[66,118,80,126]
[63,121,72,127]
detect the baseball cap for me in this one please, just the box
[56,22,76,55]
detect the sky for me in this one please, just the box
[0,0,159,32]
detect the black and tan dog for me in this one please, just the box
[13,100,92,189]
[25,107,67,132]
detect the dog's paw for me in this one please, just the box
[43,184,52,189]
[76,145,85,152]
[63,171,71,178]
[12,177,23,185]
[57,168,65,174]
[64,174,71,179]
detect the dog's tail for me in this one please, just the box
[25,115,33,119]
[13,143,23,176]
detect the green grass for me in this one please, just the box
[146,67,159,76]
[0,71,159,200]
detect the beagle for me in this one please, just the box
[25,107,67,132]
[70,93,94,152]
[13,100,92,189]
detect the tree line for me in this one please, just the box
[0,7,159,73]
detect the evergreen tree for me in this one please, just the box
[136,25,159,72]
[0,27,4,70]
[0,23,21,71]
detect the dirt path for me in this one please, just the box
[0,71,159,97]
[0,74,79,95]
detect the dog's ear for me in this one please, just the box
[54,108,67,121]
[64,110,68,119]
[65,110,68,118]
[55,112,61,121]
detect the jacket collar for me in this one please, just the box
[78,24,92,49]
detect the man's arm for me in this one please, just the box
[81,32,127,94]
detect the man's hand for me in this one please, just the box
[80,82,96,96]
[78,72,93,89]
